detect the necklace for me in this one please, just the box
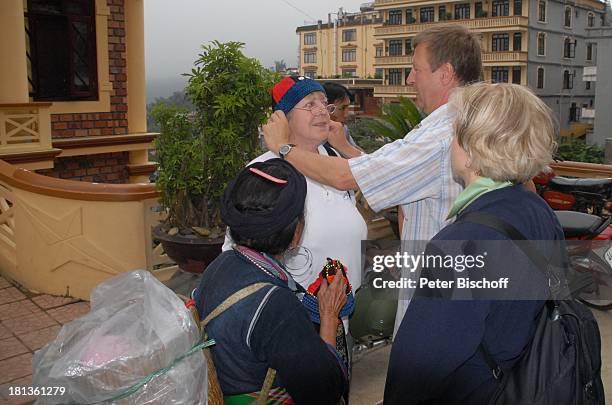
[241,253,275,279]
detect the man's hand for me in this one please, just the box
[327,121,348,151]
[262,110,290,154]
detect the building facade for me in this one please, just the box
[296,4,383,79]
[583,25,612,146]
[297,0,607,134]
[0,0,155,183]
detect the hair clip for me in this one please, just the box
[249,167,288,184]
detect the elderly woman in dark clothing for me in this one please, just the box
[195,159,348,405]
[385,83,563,404]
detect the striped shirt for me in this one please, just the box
[348,103,462,242]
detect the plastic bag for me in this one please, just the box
[33,270,208,404]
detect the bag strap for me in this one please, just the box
[459,211,552,381]
[322,142,339,157]
[202,282,271,327]
[201,282,277,402]
[459,212,549,274]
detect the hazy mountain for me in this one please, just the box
[146,76,188,103]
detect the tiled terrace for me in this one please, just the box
[0,272,611,405]
[0,276,90,404]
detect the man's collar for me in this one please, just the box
[420,103,451,126]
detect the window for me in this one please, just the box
[375,68,383,79]
[587,13,595,27]
[513,33,522,51]
[492,34,509,51]
[342,69,357,78]
[475,2,484,17]
[439,6,447,20]
[512,67,521,84]
[304,70,316,79]
[405,39,413,55]
[570,102,580,122]
[537,67,544,89]
[406,9,415,23]
[389,40,403,56]
[303,52,316,64]
[586,43,594,61]
[564,6,572,27]
[388,68,402,85]
[455,3,470,19]
[562,70,573,89]
[342,29,356,42]
[304,33,316,45]
[491,67,509,83]
[586,81,591,90]
[375,47,383,57]
[26,0,98,101]
[538,0,546,22]
[342,49,356,62]
[389,10,402,25]
[492,0,509,17]
[563,37,575,58]
[537,32,546,56]
[420,7,434,22]
[514,0,522,15]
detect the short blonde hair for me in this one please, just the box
[450,82,557,183]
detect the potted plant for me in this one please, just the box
[152,41,278,272]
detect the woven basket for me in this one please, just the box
[190,306,224,404]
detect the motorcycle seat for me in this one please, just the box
[554,210,604,237]
[550,176,612,189]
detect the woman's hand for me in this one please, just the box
[317,274,347,346]
[262,110,290,154]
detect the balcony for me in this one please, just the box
[581,108,595,123]
[583,66,597,82]
[374,85,417,98]
[0,103,61,170]
[375,16,528,37]
[482,51,528,64]
[374,0,453,8]
[374,55,413,67]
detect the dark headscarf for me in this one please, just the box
[220,159,307,239]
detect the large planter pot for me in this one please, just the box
[153,224,224,273]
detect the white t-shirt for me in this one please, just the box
[222,145,367,292]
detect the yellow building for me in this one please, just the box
[373,0,530,101]
[0,0,155,183]
[297,5,383,79]
[371,0,606,124]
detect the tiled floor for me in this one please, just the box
[0,272,610,405]
[0,276,90,405]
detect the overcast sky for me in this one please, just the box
[144,0,366,81]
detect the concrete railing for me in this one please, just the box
[375,16,528,36]
[374,55,413,66]
[374,85,417,97]
[549,160,612,178]
[0,159,176,300]
[0,103,52,153]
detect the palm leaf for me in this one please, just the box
[367,97,424,140]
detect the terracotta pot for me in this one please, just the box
[153,224,223,274]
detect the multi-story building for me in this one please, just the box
[0,0,156,183]
[582,24,612,147]
[296,4,383,79]
[370,0,606,134]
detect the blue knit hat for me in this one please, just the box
[272,76,325,115]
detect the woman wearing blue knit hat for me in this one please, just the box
[222,75,367,367]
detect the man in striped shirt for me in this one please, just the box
[263,25,483,331]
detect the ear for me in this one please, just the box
[288,219,305,250]
[439,62,456,86]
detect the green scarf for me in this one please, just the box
[446,177,513,220]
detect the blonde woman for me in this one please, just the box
[385,83,565,404]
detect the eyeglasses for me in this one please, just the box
[293,103,336,116]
